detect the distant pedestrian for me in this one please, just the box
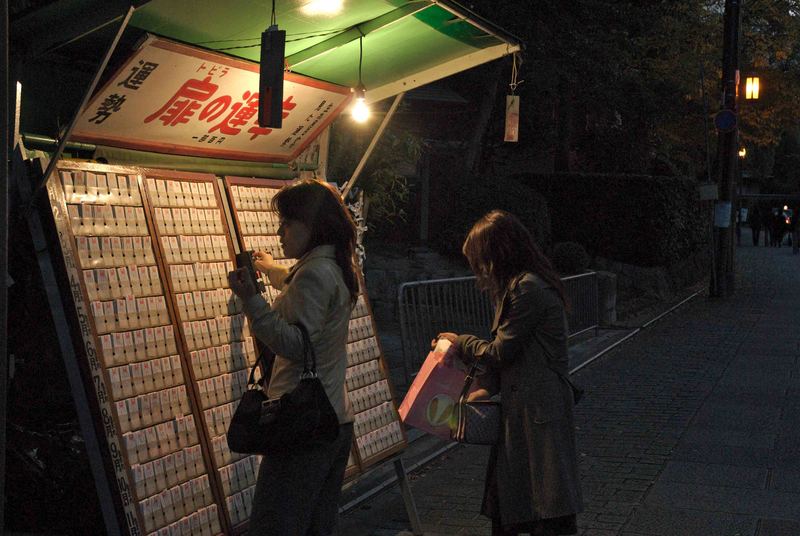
[760,203,772,246]
[771,207,785,247]
[735,206,742,246]
[782,205,793,248]
[750,204,762,246]
[791,205,799,255]
[436,210,583,536]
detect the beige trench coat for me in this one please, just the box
[455,272,583,526]
[242,245,354,424]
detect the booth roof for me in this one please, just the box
[131,0,522,103]
[14,0,522,105]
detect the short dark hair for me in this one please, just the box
[463,209,566,306]
[272,180,359,305]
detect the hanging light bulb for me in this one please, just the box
[301,0,343,16]
[352,84,369,123]
[351,34,370,123]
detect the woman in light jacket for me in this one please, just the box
[228,179,357,536]
[438,210,583,536]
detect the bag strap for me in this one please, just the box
[245,322,317,387]
[294,322,318,376]
[531,331,582,395]
[246,347,270,387]
[459,358,483,403]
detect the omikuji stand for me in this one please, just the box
[33,160,415,536]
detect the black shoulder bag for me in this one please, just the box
[226,322,340,455]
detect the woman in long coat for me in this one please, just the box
[439,210,583,536]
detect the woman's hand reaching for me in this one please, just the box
[252,250,275,273]
[252,250,289,290]
[430,332,460,367]
[430,332,458,351]
[437,332,458,344]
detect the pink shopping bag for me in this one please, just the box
[398,340,470,439]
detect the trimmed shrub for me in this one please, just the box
[509,173,708,267]
[428,169,551,258]
[552,242,590,275]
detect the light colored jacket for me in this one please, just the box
[242,245,354,424]
[456,271,583,525]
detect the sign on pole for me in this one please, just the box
[713,109,737,133]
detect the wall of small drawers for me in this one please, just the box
[45,163,407,536]
[144,171,262,536]
[55,164,225,536]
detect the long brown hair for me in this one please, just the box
[462,210,566,306]
[271,179,359,305]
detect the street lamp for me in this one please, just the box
[745,76,759,100]
[738,147,746,158]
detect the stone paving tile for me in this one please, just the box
[644,479,778,515]
[679,427,777,449]
[624,506,757,536]
[756,518,800,536]
[766,492,800,520]
[671,442,775,467]
[657,460,768,489]
[769,468,800,493]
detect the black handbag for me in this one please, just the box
[452,360,501,445]
[226,322,339,455]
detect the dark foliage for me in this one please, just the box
[552,242,591,276]
[512,173,708,267]
[427,154,551,258]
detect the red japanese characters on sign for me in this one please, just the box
[72,36,351,163]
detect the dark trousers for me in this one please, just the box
[752,226,761,246]
[248,423,354,536]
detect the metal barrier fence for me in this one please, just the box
[397,272,599,383]
[561,272,600,338]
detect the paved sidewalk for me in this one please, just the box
[340,238,800,535]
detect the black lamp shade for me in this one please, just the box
[258,25,286,129]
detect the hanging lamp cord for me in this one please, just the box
[271,0,277,26]
[358,29,364,86]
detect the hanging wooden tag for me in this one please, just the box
[504,95,520,142]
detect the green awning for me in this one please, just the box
[11,0,521,170]
[129,0,522,103]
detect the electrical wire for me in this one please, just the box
[358,35,363,84]
[195,28,346,45]
[203,29,347,52]
[357,26,365,86]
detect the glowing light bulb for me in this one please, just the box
[301,0,343,16]
[351,85,369,123]
[352,97,370,123]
